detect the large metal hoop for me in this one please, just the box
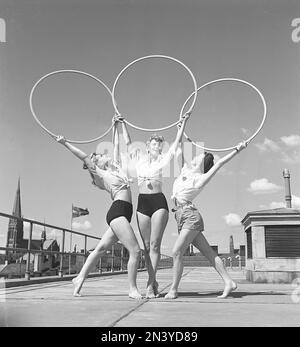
[180,77,267,152]
[112,55,198,132]
[29,69,114,144]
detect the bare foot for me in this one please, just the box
[164,289,178,300]
[145,285,159,299]
[72,276,84,297]
[129,289,143,300]
[153,280,159,296]
[217,281,237,299]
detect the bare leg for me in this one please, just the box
[110,217,142,300]
[136,212,156,297]
[165,228,199,299]
[192,232,237,298]
[147,209,168,297]
[72,228,118,296]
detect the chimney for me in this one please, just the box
[283,169,292,208]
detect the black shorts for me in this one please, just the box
[106,200,133,226]
[137,192,169,218]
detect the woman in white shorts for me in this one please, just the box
[165,142,247,299]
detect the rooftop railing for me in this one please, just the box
[0,212,173,281]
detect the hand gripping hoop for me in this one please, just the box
[29,69,115,144]
[111,55,198,132]
[179,77,267,152]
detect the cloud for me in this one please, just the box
[255,138,281,153]
[72,220,92,231]
[280,150,300,164]
[280,135,300,147]
[255,136,300,164]
[223,213,242,227]
[247,178,282,195]
[259,195,300,210]
[269,201,286,209]
[291,195,300,209]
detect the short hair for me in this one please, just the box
[204,152,214,173]
[83,152,97,170]
[148,134,164,144]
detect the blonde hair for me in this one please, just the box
[146,134,165,155]
[148,133,164,143]
[83,152,110,170]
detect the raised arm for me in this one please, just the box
[112,121,120,165]
[159,113,190,168]
[195,141,247,188]
[118,119,141,173]
[121,120,131,147]
[114,117,138,172]
[56,136,93,168]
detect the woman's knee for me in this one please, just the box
[172,248,184,260]
[150,240,161,253]
[129,246,141,260]
[144,242,150,253]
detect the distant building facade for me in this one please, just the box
[4,179,60,276]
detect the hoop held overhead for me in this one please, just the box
[180,77,267,152]
[29,69,114,144]
[111,55,198,132]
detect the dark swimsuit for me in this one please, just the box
[137,192,169,217]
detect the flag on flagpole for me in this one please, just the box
[72,206,89,218]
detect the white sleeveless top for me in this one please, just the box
[135,146,177,186]
[88,162,132,200]
[171,164,203,204]
[136,157,164,186]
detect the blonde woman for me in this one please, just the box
[128,114,190,298]
[56,121,142,299]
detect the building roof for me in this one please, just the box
[246,208,300,215]
[43,239,58,250]
[241,207,300,227]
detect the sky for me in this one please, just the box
[1,0,300,255]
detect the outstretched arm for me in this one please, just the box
[56,136,93,168]
[171,114,190,151]
[195,141,247,188]
[159,114,190,167]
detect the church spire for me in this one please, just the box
[6,177,24,259]
[12,177,22,218]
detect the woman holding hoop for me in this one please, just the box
[128,114,190,298]
[56,120,143,300]
[165,141,247,299]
